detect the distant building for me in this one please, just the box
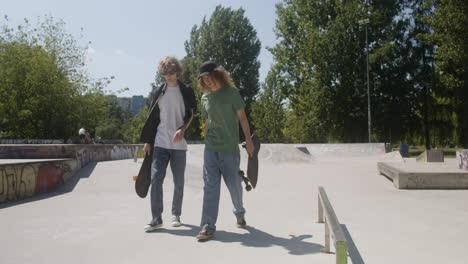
[113,95,146,115]
[131,96,145,115]
[116,97,131,110]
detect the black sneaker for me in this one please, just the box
[196,225,214,241]
[144,217,163,232]
[236,216,247,228]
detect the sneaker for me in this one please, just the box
[144,217,163,232]
[236,216,246,228]
[196,225,214,241]
[171,215,182,227]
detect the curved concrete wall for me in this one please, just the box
[0,159,79,203]
[0,144,142,203]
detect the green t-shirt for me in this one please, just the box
[201,86,245,153]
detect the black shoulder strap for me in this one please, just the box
[150,83,167,110]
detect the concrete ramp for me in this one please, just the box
[258,144,313,164]
[252,143,387,164]
[298,143,386,157]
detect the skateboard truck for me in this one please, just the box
[238,170,252,191]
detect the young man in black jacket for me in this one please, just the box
[140,56,196,231]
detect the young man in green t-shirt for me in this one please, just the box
[195,61,254,241]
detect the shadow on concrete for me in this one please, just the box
[0,162,97,209]
[146,224,200,237]
[216,226,322,255]
[296,147,311,155]
[341,224,365,264]
[148,224,323,255]
[58,162,97,192]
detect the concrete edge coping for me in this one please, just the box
[377,162,402,179]
[318,186,348,264]
[0,158,75,166]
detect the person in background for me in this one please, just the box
[78,128,86,144]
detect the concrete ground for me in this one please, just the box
[1,144,467,264]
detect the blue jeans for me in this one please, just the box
[200,150,245,233]
[150,147,186,219]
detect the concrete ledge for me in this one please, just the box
[0,144,142,160]
[0,139,64,144]
[378,160,468,189]
[416,150,444,162]
[0,159,79,203]
[0,144,143,203]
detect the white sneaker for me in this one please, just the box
[144,217,163,232]
[171,215,182,227]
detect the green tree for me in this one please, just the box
[123,106,149,143]
[271,0,417,143]
[0,42,73,138]
[423,0,468,147]
[95,95,133,140]
[251,68,286,143]
[0,15,113,140]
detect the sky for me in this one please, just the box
[2,0,283,97]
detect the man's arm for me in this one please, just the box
[173,109,194,143]
[236,108,253,157]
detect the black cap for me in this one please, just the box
[198,61,218,79]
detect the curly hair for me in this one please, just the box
[198,67,235,93]
[157,56,183,77]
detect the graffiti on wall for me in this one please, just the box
[1,144,139,203]
[111,146,133,160]
[0,164,37,203]
[0,161,76,203]
[76,148,94,168]
[458,151,468,170]
[0,139,64,144]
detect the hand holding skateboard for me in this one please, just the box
[239,134,260,191]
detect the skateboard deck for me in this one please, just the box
[239,134,260,191]
[135,148,153,198]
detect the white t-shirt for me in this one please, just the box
[154,85,187,150]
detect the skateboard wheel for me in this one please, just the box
[246,185,252,191]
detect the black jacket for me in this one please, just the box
[140,80,197,144]
[135,80,196,198]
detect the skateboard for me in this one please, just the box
[135,147,153,198]
[239,134,261,191]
